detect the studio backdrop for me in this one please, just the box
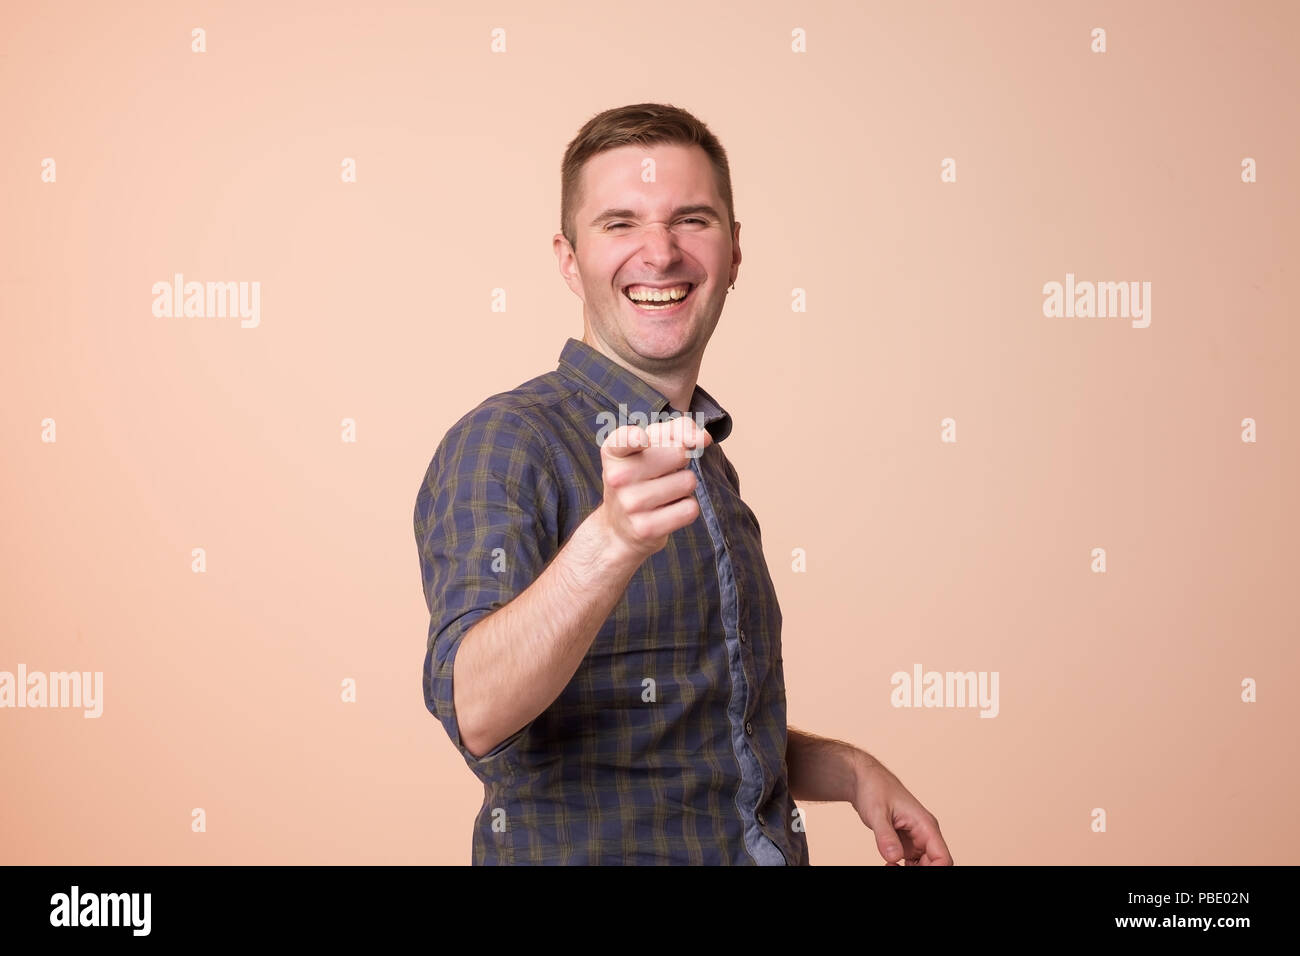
[1,0,1295,864]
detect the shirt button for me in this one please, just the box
[745,720,754,735]
[738,627,747,644]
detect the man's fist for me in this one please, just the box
[596,416,713,561]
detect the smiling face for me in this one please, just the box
[555,142,741,377]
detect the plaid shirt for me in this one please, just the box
[415,336,809,865]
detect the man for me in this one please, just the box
[414,103,952,865]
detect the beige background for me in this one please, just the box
[2,0,1296,864]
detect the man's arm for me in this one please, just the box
[786,725,876,803]
[453,504,640,757]
[449,417,713,759]
[786,725,954,865]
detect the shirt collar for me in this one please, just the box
[556,337,733,444]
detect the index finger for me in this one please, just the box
[601,423,651,460]
[909,818,953,866]
[645,415,713,454]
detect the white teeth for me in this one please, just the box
[626,285,690,302]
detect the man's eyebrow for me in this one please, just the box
[589,204,722,226]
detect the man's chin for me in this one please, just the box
[621,329,696,364]
[588,308,708,368]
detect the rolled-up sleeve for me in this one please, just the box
[414,402,558,769]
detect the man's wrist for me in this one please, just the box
[852,749,889,794]
[587,503,645,572]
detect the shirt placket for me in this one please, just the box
[688,452,787,866]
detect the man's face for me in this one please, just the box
[555,143,741,375]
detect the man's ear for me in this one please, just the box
[729,219,742,285]
[553,233,584,300]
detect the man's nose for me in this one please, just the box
[637,222,681,258]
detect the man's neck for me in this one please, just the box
[582,330,700,413]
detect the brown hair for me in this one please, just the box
[559,102,735,252]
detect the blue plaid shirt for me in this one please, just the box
[415,336,809,865]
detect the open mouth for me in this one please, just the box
[622,283,695,313]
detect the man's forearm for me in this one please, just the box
[786,725,887,803]
[453,505,643,758]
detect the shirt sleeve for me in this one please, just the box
[414,402,558,771]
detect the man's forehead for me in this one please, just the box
[581,144,715,203]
